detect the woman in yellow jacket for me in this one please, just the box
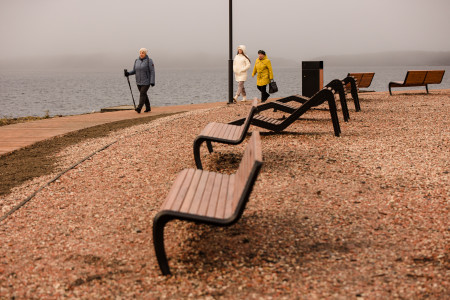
[252,50,273,102]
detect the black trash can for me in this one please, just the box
[302,61,323,97]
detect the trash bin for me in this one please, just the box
[302,61,323,97]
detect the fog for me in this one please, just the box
[1,0,450,69]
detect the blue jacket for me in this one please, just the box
[128,55,155,85]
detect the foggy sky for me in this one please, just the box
[1,0,450,67]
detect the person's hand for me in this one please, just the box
[150,83,155,87]
[124,70,129,77]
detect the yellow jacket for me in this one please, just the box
[252,55,273,86]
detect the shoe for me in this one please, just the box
[144,108,151,112]
[241,96,247,102]
[135,108,141,113]
[233,95,238,103]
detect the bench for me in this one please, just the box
[345,72,375,92]
[153,131,263,275]
[230,87,341,137]
[389,70,445,95]
[193,98,258,169]
[277,77,360,121]
[280,76,361,114]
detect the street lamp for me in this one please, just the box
[228,0,233,104]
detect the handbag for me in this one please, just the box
[269,79,278,94]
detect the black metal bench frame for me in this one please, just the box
[342,76,361,112]
[277,76,360,116]
[230,87,341,137]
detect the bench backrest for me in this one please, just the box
[230,131,263,219]
[358,73,375,88]
[346,72,375,89]
[424,70,445,84]
[348,73,362,85]
[404,70,428,85]
[403,70,446,85]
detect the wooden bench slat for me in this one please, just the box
[254,114,279,125]
[233,133,259,208]
[229,125,240,140]
[217,124,230,138]
[224,175,236,219]
[187,170,213,215]
[179,169,204,213]
[236,125,245,140]
[214,174,232,219]
[206,123,221,138]
[166,169,195,210]
[359,76,373,87]
[424,70,445,84]
[196,172,218,215]
[216,123,229,139]
[168,168,197,211]
[230,125,241,139]
[222,124,234,140]
[206,173,225,218]
[405,71,427,85]
[200,122,215,136]
[160,169,190,211]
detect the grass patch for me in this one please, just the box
[0,111,51,127]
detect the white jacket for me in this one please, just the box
[233,45,251,82]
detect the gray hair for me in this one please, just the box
[139,48,148,54]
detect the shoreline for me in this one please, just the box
[2,88,449,156]
[2,87,449,121]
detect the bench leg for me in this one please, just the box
[352,89,361,112]
[153,214,172,275]
[389,84,393,96]
[338,94,350,122]
[327,79,349,122]
[425,84,429,94]
[343,76,360,111]
[327,96,341,137]
[206,141,213,153]
[193,138,204,170]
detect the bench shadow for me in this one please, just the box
[203,130,329,171]
[257,131,331,137]
[390,92,434,96]
[171,211,364,275]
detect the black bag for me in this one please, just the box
[269,79,278,94]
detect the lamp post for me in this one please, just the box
[228,0,233,104]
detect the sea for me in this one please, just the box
[1,66,449,118]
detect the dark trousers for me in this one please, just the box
[137,85,151,111]
[257,85,270,102]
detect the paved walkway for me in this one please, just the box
[0,102,225,156]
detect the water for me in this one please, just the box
[1,66,449,118]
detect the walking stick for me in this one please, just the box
[124,69,136,109]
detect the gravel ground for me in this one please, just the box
[0,91,449,299]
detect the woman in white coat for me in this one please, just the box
[233,45,251,102]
